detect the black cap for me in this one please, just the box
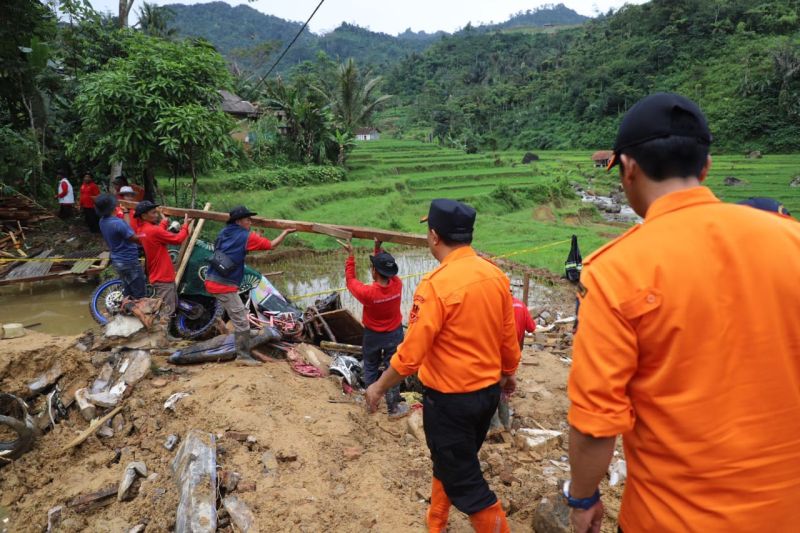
[369,252,399,278]
[134,200,159,219]
[228,205,258,223]
[607,92,712,170]
[94,193,117,217]
[420,198,476,241]
[738,197,791,217]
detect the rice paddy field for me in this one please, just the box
[200,140,799,273]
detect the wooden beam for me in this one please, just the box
[118,200,427,247]
[175,202,211,286]
[311,223,352,240]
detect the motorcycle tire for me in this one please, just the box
[89,279,155,326]
[174,296,223,340]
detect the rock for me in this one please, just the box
[28,362,64,394]
[277,450,298,462]
[415,488,430,502]
[747,150,762,159]
[224,431,250,442]
[499,468,518,486]
[539,310,553,323]
[222,495,257,533]
[105,315,145,338]
[791,176,800,187]
[119,350,151,385]
[220,470,241,492]
[723,176,744,186]
[516,428,563,454]
[171,430,217,532]
[112,413,126,434]
[118,461,148,501]
[97,425,114,438]
[74,388,96,421]
[164,434,180,451]
[237,481,256,493]
[522,152,539,164]
[46,505,63,533]
[127,525,146,533]
[87,381,127,407]
[343,446,363,461]
[2,323,25,339]
[406,410,425,441]
[532,495,571,533]
[91,363,115,393]
[151,378,168,388]
[261,451,278,474]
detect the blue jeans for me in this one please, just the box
[362,326,404,412]
[114,261,146,299]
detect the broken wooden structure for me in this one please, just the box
[0,251,109,286]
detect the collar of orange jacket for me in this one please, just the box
[645,186,719,221]
[440,245,477,266]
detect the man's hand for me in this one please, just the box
[282,228,296,236]
[183,214,190,225]
[365,382,384,413]
[570,500,604,533]
[336,239,354,256]
[373,238,383,254]
[500,374,517,396]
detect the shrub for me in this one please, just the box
[226,165,347,191]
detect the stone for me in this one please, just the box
[791,176,800,187]
[127,525,146,533]
[237,481,256,493]
[151,378,168,388]
[105,315,145,338]
[112,413,126,434]
[225,431,249,442]
[261,451,279,473]
[516,428,563,454]
[222,495,257,533]
[532,495,571,533]
[164,434,180,451]
[415,488,430,502]
[277,450,298,462]
[97,425,114,438]
[343,446,363,461]
[163,392,190,411]
[28,362,64,394]
[119,350,151,385]
[220,470,241,492]
[171,430,217,532]
[406,410,425,441]
[747,150,762,159]
[46,505,63,533]
[118,461,148,501]
[91,363,115,393]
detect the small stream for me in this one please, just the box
[0,248,557,336]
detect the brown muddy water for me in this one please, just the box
[0,248,560,336]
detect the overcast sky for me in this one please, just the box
[87,0,648,35]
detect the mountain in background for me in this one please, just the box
[165,1,586,72]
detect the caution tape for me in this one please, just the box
[286,238,571,301]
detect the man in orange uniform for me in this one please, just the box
[134,201,190,318]
[340,239,408,419]
[566,93,800,533]
[366,199,520,533]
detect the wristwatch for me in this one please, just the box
[562,480,600,509]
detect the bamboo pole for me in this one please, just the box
[118,200,427,247]
[522,272,531,306]
[175,202,211,286]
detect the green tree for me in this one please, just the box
[69,34,234,204]
[317,58,393,132]
[136,2,176,39]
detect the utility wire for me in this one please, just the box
[251,0,327,92]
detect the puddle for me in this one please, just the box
[0,280,96,336]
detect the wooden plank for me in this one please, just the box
[311,223,352,240]
[118,200,427,247]
[0,266,106,287]
[70,259,95,274]
[175,202,211,286]
[66,485,118,514]
[320,341,362,355]
[62,405,124,453]
[4,250,52,280]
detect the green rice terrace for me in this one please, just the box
[199,140,800,273]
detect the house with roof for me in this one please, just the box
[355,127,380,141]
[591,150,614,168]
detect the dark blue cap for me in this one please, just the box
[421,199,476,241]
[369,251,399,278]
[228,205,258,223]
[134,200,159,219]
[608,92,712,170]
[738,197,791,217]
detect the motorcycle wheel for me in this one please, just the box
[89,279,126,325]
[174,295,223,340]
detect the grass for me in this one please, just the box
[189,140,800,274]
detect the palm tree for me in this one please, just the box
[136,2,176,39]
[316,58,393,132]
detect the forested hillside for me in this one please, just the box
[387,0,800,153]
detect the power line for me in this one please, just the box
[251,0,326,92]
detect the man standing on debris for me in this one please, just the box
[204,205,295,364]
[339,238,408,419]
[54,171,74,219]
[511,294,536,349]
[95,194,146,300]
[134,201,190,318]
[566,93,800,533]
[365,199,520,533]
[79,172,101,233]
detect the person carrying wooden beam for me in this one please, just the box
[204,205,295,364]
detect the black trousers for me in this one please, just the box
[82,207,100,233]
[423,382,501,515]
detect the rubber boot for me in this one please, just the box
[426,477,451,533]
[468,501,510,533]
[234,331,259,366]
[249,326,281,351]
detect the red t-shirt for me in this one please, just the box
[512,297,536,344]
[79,182,100,208]
[138,220,189,283]
[345,256,403,332]
[204,232,272,294]
[115,207,142,233]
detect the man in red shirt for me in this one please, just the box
[115,186,141,232]
[54,171,74,219]
[511,296,536,349]
[340,239,408,419]
[204,205,295,363]
[134,201,190,317]
[79,172,101,233]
